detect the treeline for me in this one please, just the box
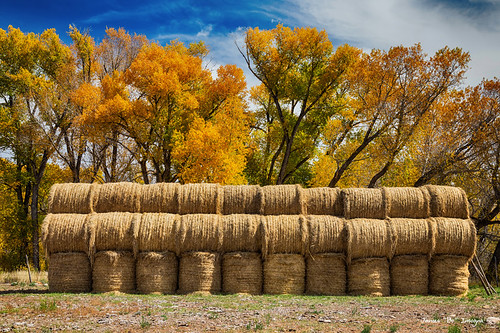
[0,25,498,276]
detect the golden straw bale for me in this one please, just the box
[343,188,386,219]
[136,251,178,294]
[177,214,222,255]
[262,215,308,257]
[431,218,476,257]
[94,182,141,213]
[346,219,394,262]
[383,187,430,218]
[48,252,91,293]
[42,214,90,255]
[389,218,433,256]
[223,185,262,214]
[263,254,305,295]
[89,213,141,258]
[92,251,135,293]
[48,183,98,214]
[222,252,262,295]
[306,253,346,295]
[221,215,262,253]
[390,255,428,295]
[260,184,305,215]
[178,251,221,294]
[140,183,180,213]
[305,187,343,216]
[308,216,345,254]
[137,213,178,253]
[348,257,390,296]
[429,255,470,296]
[424,185,469,218]
[178,183,223,214]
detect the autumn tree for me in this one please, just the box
[241,24,359,185]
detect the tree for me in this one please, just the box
[241,24,359,185]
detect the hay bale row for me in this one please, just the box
[348,257,391,296]
[390,255,428,295]
[136,251,177,294]
[92,251,135,293]
[178,251,221,294]
[222,252,262,294]
[48,252,91,293]
[306,253,346,295]
[48,183,469,219]
[42,214,476,260]
[429,255,470,296]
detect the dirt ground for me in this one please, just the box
[0,283,499,332]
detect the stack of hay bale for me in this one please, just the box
[42,183,475,296]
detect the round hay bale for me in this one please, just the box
[222,252,262,294]
[263,254,305,295]
[429,255,470,296]
[136,251,178,294]
[306,253,346,295]
[48,183,98,214]
[431,218,476,257]
[48,252,91,293]
[94,182,141,213]
[348,257,390,296]
[389,218,433,256]
[390,255,428,295]
[178,251,221,294]
[92,251,135,293]
[424,185,469,219]
[222,185,262,214]
[177,214,222,255]
[308,216,345,254]
[260,184,305,215]
[137,213,178,253]
[383,187,430,218]
[42,214,90,255]
[89,213,141,256]
[221,215,262,253]
[305,187,343,216]
[178,183,223,215]
[346,219,394,262]
[140,183,180,213]
[343,188,386,219]
[262,215,308,257]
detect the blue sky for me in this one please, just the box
[2,0,500,87]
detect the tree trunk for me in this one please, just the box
[368,160,393,188]
[487,240,500,283]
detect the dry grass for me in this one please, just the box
[0,270,48,284]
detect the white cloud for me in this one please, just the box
[279,0,500,85]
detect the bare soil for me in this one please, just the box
[0,283,499,332]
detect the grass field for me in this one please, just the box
[0,271,499,332]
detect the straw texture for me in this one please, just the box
[390,255,428,295]
[223,185,262,214]
[48,183,97,214]
[383,187,430,218]
[306,253,346,295]
[431,218,476,257]
[305,187,343,216]
[177,214,222,254]
[348,257,390,296]
[178,183,223,214]
[263,254,305,295]
[137,213,178,253]
[42,214,89,255]
[178,251,221,294]
[260,185,305,215]
[307,216,345,254]
[89,213,140,254]
[222,252,262,294]
[425,185,469,219]
[389,218,433,256]
[343,188,386,219]
[92,251,135,293]
[429,255,470,296]
[136,251,178,294]
[48,252,91,293]
[221,215,262,253]
[346,219,394,262]
[262,215,308,257]
[94,182,141,213]
[140,183,180,213]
